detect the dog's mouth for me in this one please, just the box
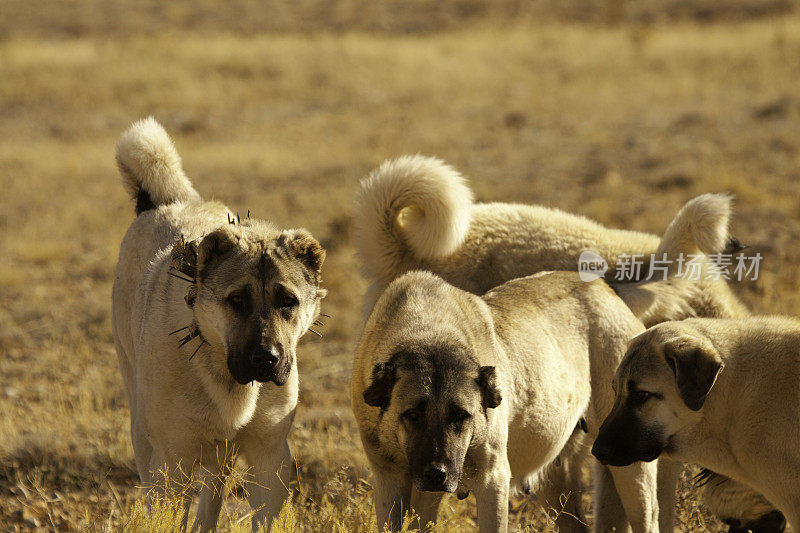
[227,355,292,386]
[592,437,664,467]
[413,475,460,494]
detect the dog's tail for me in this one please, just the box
[614,194,734,325]
[354,155,473,283]
[654,193,732,259]
[116,117,201,215]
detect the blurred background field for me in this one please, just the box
[1,0,799,530]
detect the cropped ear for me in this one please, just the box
[477,366,502,409]
[363,362,396,410]
[664,338,724,411]
[282,230,326,274]
[197,227,239,281]
[170,235,199,280]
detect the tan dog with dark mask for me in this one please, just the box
[112,118,326,531]
[592,317,800,531]
[353,270,665,533]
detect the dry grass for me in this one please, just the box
[1,2,799,530]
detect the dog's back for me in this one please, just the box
[354,155,748,325]
[482,271,645,415]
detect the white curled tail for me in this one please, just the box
[116,117,200,215]
[353,155,473,284]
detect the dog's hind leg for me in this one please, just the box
[131,416,154,483]
[410,488,444,531]
[534,443,590,533]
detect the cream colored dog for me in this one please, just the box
[353,270,663,533]
[592,316,800,530]
[112,118,326,531]
[352,155,776,529]
[354,155,747,325]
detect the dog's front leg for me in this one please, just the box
[474,474,510,532]
[191,455,232,533]
[240,438,292,532]
[655,458,679,532]
[603,461,659,533]
[372,467,412,532]
[146,452,195,531]
[410,487,444,531]
[473,451,511,533]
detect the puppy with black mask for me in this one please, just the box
[593,317,800,532]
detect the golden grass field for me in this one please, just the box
[1,1,799,530]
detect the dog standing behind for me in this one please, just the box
[353,270,662,532]
[112,118,326,531]
[353,155,777,531]
[592,317,800,530]
[354,155,747,324]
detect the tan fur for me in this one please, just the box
[597,317,800,530]
[354,154,747,325]
[698,477,782,528]
[353,271,665,533]
[112,119,326,532]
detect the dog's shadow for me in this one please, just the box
[0,444,137,497]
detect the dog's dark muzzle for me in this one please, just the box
[227,344,291,386]
[726,510,786,533]
[592,406,665,467]
[414,462,460,493]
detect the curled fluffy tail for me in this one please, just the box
[116,117,201,215]
[655,193,732,258]
[354,155,473,283]
[615,193,735,326]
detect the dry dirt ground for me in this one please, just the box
[1,1,799,531]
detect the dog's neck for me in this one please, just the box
[193,344,263,431]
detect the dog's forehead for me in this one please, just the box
[204,233,313,291]
[619,334,667,385]
[392,345,479,404]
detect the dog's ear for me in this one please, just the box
[170,236,199,280]
[363,362,396,410]
[664,339,724,411]
[476,366,502,409]
[197,227,239,281]
[281,230,326,275]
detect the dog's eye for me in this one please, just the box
[631,390,653,405]
[227,292,247,309]
[278,294,298,309]
[402,409,421,425]
[274,288,299,310]
[452,409,471,425]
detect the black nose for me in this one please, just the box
[591,441,611,465]
[251,345,279,367]
[423,463,447,487]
